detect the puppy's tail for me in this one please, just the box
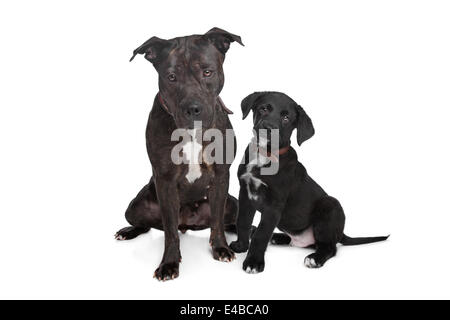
[340,233,390,246]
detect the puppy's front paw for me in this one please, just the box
[243,255,265,274]
[304,254,323,269]
[230,240,249,253]
[154,262,179,281]
[212,246,235,262]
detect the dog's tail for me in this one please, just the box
[340,233,390,246]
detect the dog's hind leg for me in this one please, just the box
[115,226,150,240]
[304,196,345,268]
[115,178,163,240]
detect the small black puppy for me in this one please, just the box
[230,91,388,273]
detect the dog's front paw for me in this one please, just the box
[243,255,265,274]
[304,254,324,269]
[230,240,249,253]
[154,262,179,281]
[212,246,235,262]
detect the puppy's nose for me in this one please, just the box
[258,121,276,130]
[263,123,276,130]
[184,104,202,118]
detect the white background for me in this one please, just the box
[1,0,449,299]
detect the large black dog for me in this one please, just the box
[230,92,388,273]
[115,28,243,281]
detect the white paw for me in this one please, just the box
[219,256,233,262]
[245,266,259,274]
[115,234,125,241]
[304,257,318,268]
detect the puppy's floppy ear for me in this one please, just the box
[296,105,315,146]
[129,36,172,63]
[203,27,244,55]
[241,92,264,120]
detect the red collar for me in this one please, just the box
[158,92,172,116]
[157,92,233,116]
[258,145,290,162]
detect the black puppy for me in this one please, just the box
[230,92,388,273]
[115,28,243,281]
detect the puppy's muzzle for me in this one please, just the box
[254,120,278,131]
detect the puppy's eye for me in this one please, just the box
[203,70,212,77]
[167,73,177,82]
[282,115,290,123]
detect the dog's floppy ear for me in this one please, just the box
[203,27,244,55]
[129,36,172,63]
[241,92,264,120]
[296,105,315,146]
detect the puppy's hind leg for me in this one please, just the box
[305,196,345,268]
[270,233,291,245]
[115,179,163,240]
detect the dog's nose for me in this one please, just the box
[184,105,202,118]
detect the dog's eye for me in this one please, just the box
[167,73,177,82]
[260,105,269,113]
[282,115,290,123]
[203,70,212,77]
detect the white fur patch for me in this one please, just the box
[240,155,270,200]
[258,136,268,148]
[287,227,315,248]
[182,129,202,184]
[245,266,259,274]
[304,257,318,268]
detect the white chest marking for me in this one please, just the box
[182,129,202,184]
[258,136,268,148]
[287,227,315,248]
[240,155,270,200]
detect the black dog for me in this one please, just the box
[230,92,388,273]
[115,28,243,281]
